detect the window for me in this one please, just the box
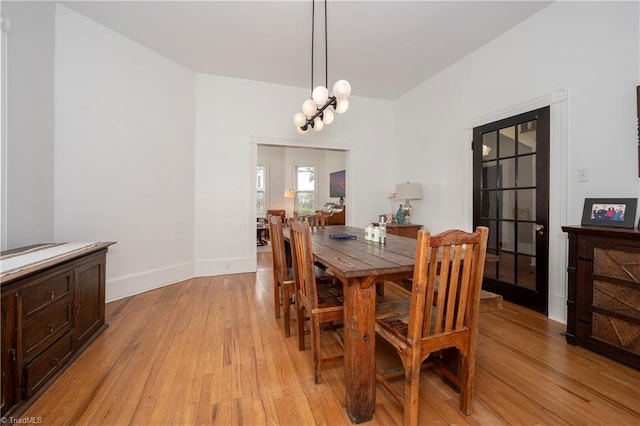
[295,165,315,215]
[256,165,265,217]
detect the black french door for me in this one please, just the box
[473,107,550,314]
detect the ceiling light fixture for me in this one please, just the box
[293,0,350,134]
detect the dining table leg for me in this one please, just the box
[343,276,377,423]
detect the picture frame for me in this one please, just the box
[581,198,637,228]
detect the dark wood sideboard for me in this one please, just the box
[387,223,423,239]
[1,242,114,417]
[325,206,345,225]
[562,226,640,369]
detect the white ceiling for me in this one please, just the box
[61,1,552,100]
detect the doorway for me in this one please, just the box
[472,107,550,314]
[253,140,350,258]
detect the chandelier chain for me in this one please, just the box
[324,0,328,89]
[293,0,350,133]
[311,0,315,97]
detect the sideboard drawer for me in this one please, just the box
[22,298,73,362]
[21,270,72,319]
[22,330,73,399]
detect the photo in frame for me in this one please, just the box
[581,198,637,228]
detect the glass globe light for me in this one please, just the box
[312,86,329,106]
[333,80,351,100]
[313,117,324,131]
[322,109,334,124]
[293,112,306,127]
[296,125,308,134]
[302,99,317,116]
[335,98,349,114]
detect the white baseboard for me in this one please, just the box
[194,255,256,277]
[548,292,567,324]
[105,256,257,303]
[106,261,194,302]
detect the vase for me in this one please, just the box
[396,204,405,224]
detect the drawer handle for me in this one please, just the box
[46,325,55,335]
[50,357,59,366]
[47,291,55,300]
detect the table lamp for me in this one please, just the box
[395,182,422,224]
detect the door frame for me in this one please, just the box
[464,87,569,322]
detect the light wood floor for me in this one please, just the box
[22,253,640,425]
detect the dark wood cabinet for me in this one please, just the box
[326,206,345,225]
[73,253,107,349]
[0,242,113,417]
[562,226,640,369]
[387,223,423,239]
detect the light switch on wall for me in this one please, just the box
[578,169,589,182]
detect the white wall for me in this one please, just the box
[194,73,394,277]
[54,5,196,301]
[394,1,639,322]
[2,2,55,250]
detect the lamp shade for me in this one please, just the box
[335,98,349,114]
[333,79,351,100]
[395,182,422,201]
[312,85,329,105]
[302,99,317,116]
[284,190,295,199]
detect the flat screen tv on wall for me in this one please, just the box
[330,169,346,198]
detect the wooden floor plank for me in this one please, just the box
[18,252,640,425]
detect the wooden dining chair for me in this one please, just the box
[288,219,344,384]
[268,215,334,336]
[375,226,489,426]
[302,212,326,232]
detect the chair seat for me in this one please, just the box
[377,302,464,342]
[285,266,335,284]
[376,299,411,338]
[316,281,344,309]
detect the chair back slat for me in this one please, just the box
[408,227,489,343]
[289,220,318,308]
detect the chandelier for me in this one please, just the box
[293,0,351,134]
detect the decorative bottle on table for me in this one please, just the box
[396,204,405,224]
[378,214,387,244]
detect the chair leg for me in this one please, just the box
[459,353,475,415]
[283,284,292,337]
[311,316,322,384]
[403,355,422,426]
[274,282,281,319]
